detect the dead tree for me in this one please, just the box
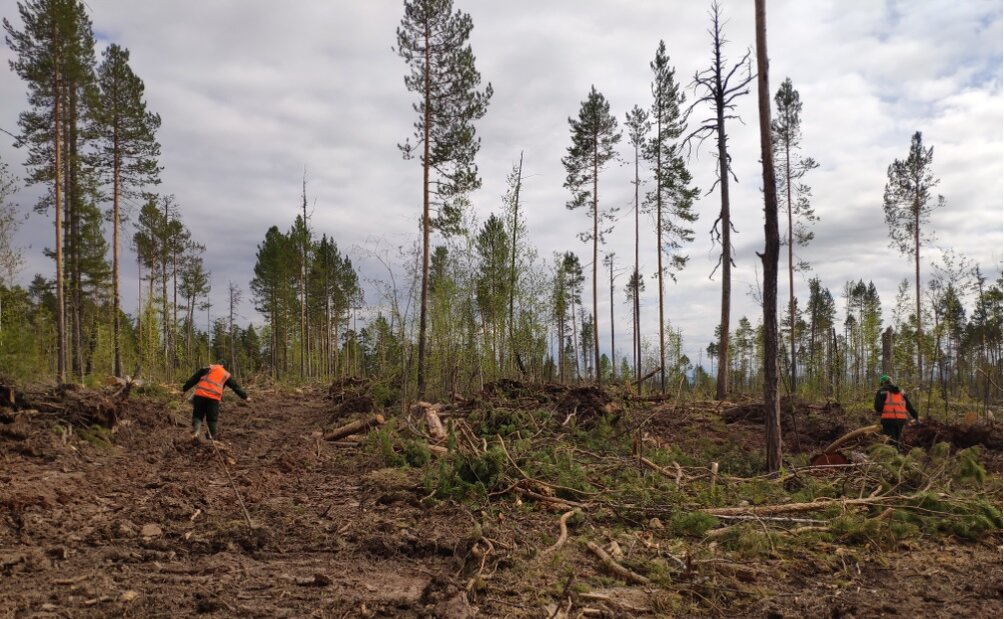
[687,1,753,401]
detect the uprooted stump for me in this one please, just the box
[723,397,843,426]
[327,377,374,420]
[0,379,139,429]
[904,420,1003,452]
[556,386,621,427]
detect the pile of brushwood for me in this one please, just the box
[326,379,1002,607]
[0,376,141,429]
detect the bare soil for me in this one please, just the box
[1,386,1000,618]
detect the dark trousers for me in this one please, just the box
[881,418,907,450]
[192,396,221,437]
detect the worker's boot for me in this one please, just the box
[191,420,202,441]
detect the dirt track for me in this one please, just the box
[1,388,1001,618]
[1,391,475,618]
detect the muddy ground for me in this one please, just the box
[1,386,1001,618]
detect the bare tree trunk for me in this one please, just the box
[592,145,601,385]
[633,140,642,389]
[508,152,523,374]
[882,326,893,376]
[713,37,731,402]
[113,128,122,376]
[54,63,66,383]
[608,255,614,378]
[656,117,666,394]
[914,205,923,384]
[785,127,796,394]
[300,173,309,379]
[137,252,142,364]
[755,0,783,473]
[416,24,432,399]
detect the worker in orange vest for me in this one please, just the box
[182,360,250,440]
[873,374,918,449]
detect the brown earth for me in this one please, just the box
[1,385,1001,618]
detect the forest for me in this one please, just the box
[0,0,1001,617]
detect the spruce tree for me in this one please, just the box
[562,86,621,385]
[90,43,161,377]
[396,0,492,398]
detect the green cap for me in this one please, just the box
[216,359,227,368]
[879,374,891,384]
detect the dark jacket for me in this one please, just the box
[874,384,918,420]
[183,367,248,400]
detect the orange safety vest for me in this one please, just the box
[881,391,909,420]
[194,365,231,401]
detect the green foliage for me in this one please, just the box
[952,446,986,484]
[717,523,776,558]
[424,447,507,502]
[467,405,549,439]
[668,512,718,537]
[77,424,113,449]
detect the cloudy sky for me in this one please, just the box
[1,0,1001,367]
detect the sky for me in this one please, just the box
[0,0,1001,368]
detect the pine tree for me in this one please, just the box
[396,0,492,398]
[90,43,161,377]
[772,77,818,394]
[690,1,753,401]
[647,40,699,393]
[5,0,96,381]
[883,131,943,384]
[624,105,649,387]
[562,86,621,386]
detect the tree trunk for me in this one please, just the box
[113,127,122,377]
[592,143,601,386]
[714,43,731,402]
[785,128,796,394]
[633,140,642,390]
[416,23,432,399]
[914,203,922,384]
[755,0,782,473]
[508,152,523,374]
[608,256,614,378]
[300,174,308,379]
[54,60,66,384]
[656,114,666,394]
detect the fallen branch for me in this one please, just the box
[713,514,827,524]
[517,487,586,510]
[585,541,651,585]
[821,425,880,454]
[703,494,899,517]
[323,414,385,442]
[540,509,580,557]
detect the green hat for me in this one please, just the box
[879,374,891,384]
[216,359,227,368]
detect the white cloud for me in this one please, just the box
[0,0,1000,368]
